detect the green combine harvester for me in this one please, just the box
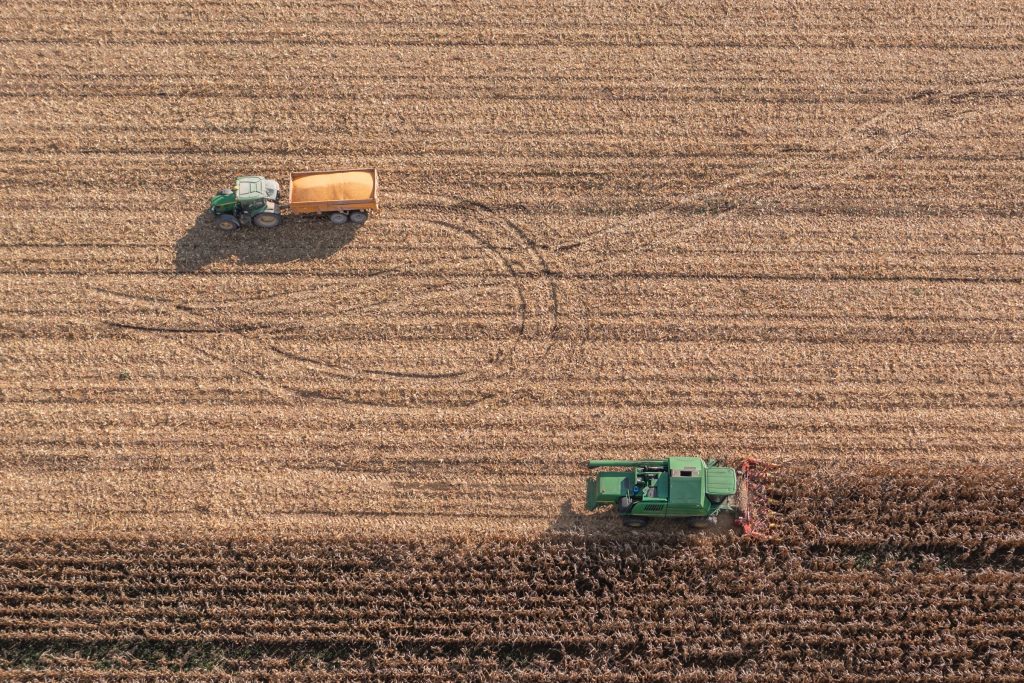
[585,457,770,533]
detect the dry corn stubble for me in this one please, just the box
[1,0,1023,679]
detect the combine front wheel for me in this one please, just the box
[622,516,648,528]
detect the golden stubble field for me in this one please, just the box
[1,0,1023,679]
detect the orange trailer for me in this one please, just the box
[288,168,379,225]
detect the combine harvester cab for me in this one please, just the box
[585,457,776,535]
[208,168,379,231]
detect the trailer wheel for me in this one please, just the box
[253,212,282,228]
[349,211,368,224]
[215,215,240,232]
[623,516,649,528]
[328,212,349,224]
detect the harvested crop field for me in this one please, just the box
[2,0,1023,679]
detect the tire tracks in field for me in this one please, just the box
[250,194,560,389]
[532,77,1024,358]
[553,75,1024,266]
[87,195,560,406]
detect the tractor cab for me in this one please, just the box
[235,176,279,207]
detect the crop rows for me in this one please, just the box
[1,540,1022,680]
[3,0,1024,678]
[1,462,1023,680]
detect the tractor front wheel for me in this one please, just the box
[215,215,240,232]
[253,212,282,228]
[622,515,649,528]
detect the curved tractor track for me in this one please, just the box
[555,75,1024,276]
[91,195,561,408]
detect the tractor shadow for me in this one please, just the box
[175,212,359,273]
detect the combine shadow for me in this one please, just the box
[549,499,624,535]
[175,213,359,273]
[549,499,740,537]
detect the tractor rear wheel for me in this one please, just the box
[215,215,240,231]
[329,212,349,224]
[253,212,282,228]
[349,210,369,224]
[622,515,649,528]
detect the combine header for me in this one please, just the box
[585,457,776,535]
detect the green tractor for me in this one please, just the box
[586,457,764,532]
[209,176,283,231]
